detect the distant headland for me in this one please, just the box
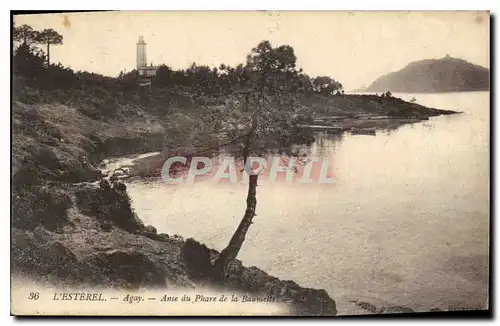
[361,55,489,93]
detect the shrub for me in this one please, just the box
[12,183,72,232]
[75,180,144,233]
[181,238,213,280]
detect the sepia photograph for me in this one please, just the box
[10,10,490,316]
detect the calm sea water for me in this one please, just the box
[124,92,489,314]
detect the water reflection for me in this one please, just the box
[311,132,345,157]
[124,92,489,314]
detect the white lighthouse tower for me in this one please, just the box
[136,36,158,77]
[136,36,147,69]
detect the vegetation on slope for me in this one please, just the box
[11,23,458,316]
[12,24,343,315]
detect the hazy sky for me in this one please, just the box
[14,11,489,90]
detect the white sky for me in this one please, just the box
[14,11,490,91]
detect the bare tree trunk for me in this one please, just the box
[214,172,258,276]
[46,42,50,67]
[214,98,259,276]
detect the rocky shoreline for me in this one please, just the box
[12,179,337,316]
[11,100,339,316]
[11,94,458,316]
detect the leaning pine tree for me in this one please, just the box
[211,40,315,276]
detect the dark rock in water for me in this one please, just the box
[267,280,337,316]
[380,305,414,314]
[352,299,415,314]
[85,249,166,288]
[181,238,213,280]
[356,300,378,313]
[447,304,482,311]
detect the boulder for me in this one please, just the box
[221,262,337,316]
[181,238,213,280]
[266,279,337,316]
[12,184,72,232]
[353,299,415,314]
[74,182,143,233]
[12,228,79,280]
[85,249,166,288]
[381,305,414,314]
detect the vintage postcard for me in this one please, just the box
[11,11,490,316]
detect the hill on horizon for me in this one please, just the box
[363,56,489,93]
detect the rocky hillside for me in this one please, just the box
[11,95,338,316]
[11,73,458,316]
[364,56,489,93]
[12,180,337,316]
